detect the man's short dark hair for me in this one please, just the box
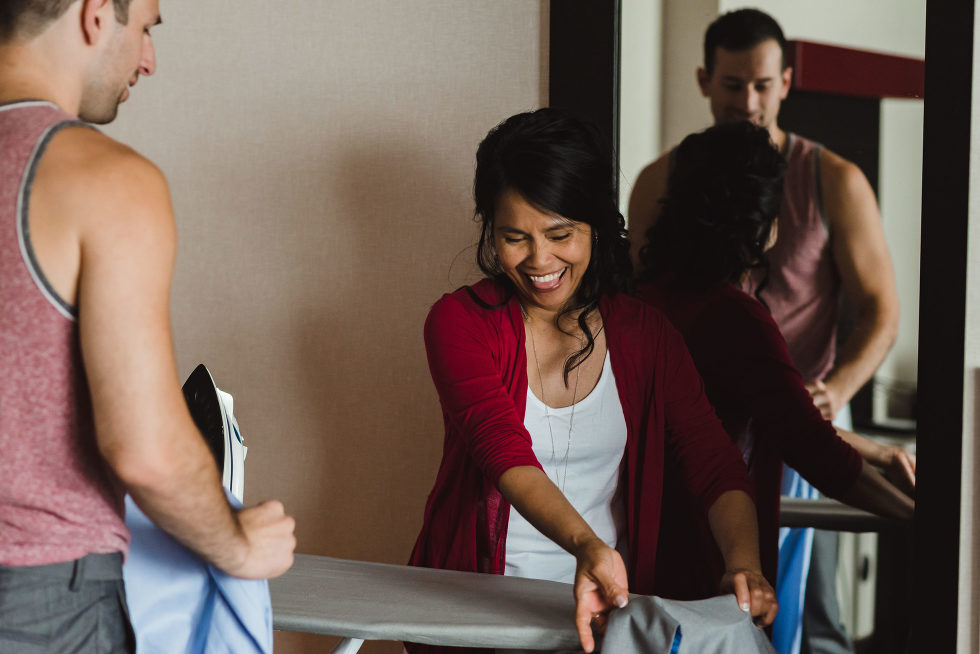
[703,8,787,77]
[0,0,133,42]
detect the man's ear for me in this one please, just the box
[696,67,711,97]
[779,66,794,100]
[79,0,113,45]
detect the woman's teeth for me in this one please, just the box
[529,270,564,283]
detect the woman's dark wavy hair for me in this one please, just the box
[638,121,786,300]
[472,108,632,384]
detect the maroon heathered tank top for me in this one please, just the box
[0,101,129,565]
[743,133,840,384]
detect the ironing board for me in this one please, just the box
[270,499,897,653]
[270,554,581,652]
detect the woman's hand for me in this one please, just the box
[719,568,778,627]
[881,445,916,497]
[705,491,777,625]
[572,538,629,653]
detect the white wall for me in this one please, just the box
[878,99,924,391]
[959,11,980,652]
[659,0,719,150]
[719,0,925,57]
[619,0,663,214]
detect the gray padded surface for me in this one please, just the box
[270,554,582,650]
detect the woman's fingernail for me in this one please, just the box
[616,595,628,608]
[741,602,751,612]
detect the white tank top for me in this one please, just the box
[504,351,628,583]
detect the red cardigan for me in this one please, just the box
[636,276,862,598]
[408,280,753,652]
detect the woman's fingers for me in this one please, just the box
[721,569,778,626]
[574,602,597,653]
[573,542,630,652]
[601,579,629,609]
[763,593,781,626]
[732,571,751,612]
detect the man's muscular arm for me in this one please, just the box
[808,150,899,419]
[34,127,295,579]
[627,153,671,268]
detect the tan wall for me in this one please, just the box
[105,2,548,652]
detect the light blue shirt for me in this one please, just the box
[123,494,273,654]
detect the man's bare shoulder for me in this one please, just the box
[36,126,173,232]
[817,146,873,200]
[41,126,168,204]
[633,152,672,194]
[628,151,673,265]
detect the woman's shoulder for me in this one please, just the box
[711,284,784,338]
[426,279,517,330]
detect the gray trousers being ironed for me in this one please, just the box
[0,552,135,653]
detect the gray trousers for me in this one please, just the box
[801,529,854,654]
[0,552,135,653]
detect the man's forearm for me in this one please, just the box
[112,426,247,572]
[835,427,889,465]
[824,298,898,406]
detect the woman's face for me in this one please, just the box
[493,189,592,315]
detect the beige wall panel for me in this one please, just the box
[105,2,548,652]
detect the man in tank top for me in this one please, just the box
[628,8,899,654]
[0,2,295,651]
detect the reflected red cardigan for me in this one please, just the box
[408,280,752,639]
[637,276,863,598]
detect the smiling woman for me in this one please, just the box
[407,108,778,654]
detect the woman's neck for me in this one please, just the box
[522,302,599,335]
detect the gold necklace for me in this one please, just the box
[527,322,581,493]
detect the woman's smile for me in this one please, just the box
[526,267,567,291]
[493,189,592,315]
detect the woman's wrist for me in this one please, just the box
[723,560,763,575]
[720,548,762,575]
[569,532,605,558]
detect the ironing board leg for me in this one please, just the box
[330,637,365,653]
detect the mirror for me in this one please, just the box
[619,1,925,650]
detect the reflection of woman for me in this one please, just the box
[635,122,914,620]
[408,109,777,654]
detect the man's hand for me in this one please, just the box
[805,379,841,421]
[225,500,297,580]
[719,568,778,627]
[573,538,629,653]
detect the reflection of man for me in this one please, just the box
[629,8,899,654]
[0,1,295,651]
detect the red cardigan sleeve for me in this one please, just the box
[655,312,756,512]
[423,292,542,485]
[720,295,862,497]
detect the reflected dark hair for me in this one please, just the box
[703,8,787,76]
[638,121,785,299]
[0,0,133,41]
[473,108,632,384]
